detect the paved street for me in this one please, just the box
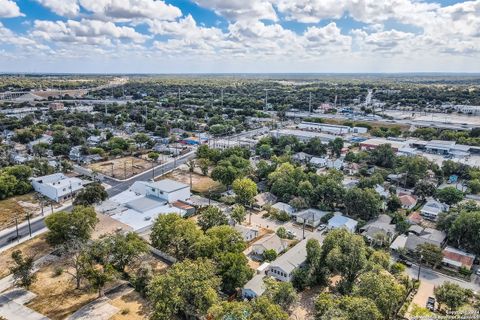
[406,263,480,292]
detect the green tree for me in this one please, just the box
[148,152,160,162]
[198,225,246,258]
[73,182,108,206]
[197,158,210,176]
[338,296,382,320]
[9,250,36,289]
[414,180,436,200]
[148,259,220,320]
[198,206,229,231]
[468,179,480,194]
[436,187,464,205]
[329,137,344,157]
[45,206,98,246]
[102,232,148,273]
[263,249,278,262]
[217,252,253,293]
[150,213,203,260]
[211,163,238,188]
[353,272,405,319]
[387,195,402,212]
[368,144,396,168]
[448,210,480,255]
[264,278,298,310]
[250,296,289,320]
[344,188,382,221]
[231,204,247,225]
[434,282,472,311]
[322,229,368,293]
[417,243,443,268]
[232,177,257,206]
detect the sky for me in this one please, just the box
[0,0,480,73]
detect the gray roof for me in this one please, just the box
[253,234,286,253]
[243,273,266,296]
[295,209,328,222]
[125,196,167,213]
[269,233,323,274]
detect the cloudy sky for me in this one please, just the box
[0,0,479,73]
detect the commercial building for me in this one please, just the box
[297,122,368,135]
[271,129,336,143]
[31,173,85,202]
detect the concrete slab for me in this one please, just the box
[0,288,49,320]
[67,297,119,320]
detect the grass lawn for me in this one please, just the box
[0,193,39,230]
[0,234,52,279]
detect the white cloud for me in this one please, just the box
[194,0,277,21]
[78,0,182,21]
[0,0,24,18]
[32,19,149,46]
[35,0,80,17]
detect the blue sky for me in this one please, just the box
[0,0,479,73]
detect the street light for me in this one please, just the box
[417,254,423,281]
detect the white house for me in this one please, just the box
[234,225,259,242]
[327,214,358,232]
[142,179,190,203]
[420,198,449,221]
[266,233,323,282]
[31,173,84,202]
[251,234,287,256]
[295,208,327,228]
[242,273,266,299]
[309,157,327,168]
[272,202,295,216]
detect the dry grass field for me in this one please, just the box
[0,193,40,230]
[89,156,153,179]
[162,169,225,194]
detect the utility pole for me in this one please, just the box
[26,214,32,237]
[15,217,19,240]
[309,92,312,113]
[417,254,423,281]
[124,161,127,180]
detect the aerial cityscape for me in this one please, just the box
[1,1,480,320]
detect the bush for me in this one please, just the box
[321,212,334,223]
[121,308,130,315]
[263,249,278,262]
[53,267,63,277]
[273,210,290,222]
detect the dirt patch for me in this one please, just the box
[0,193,41,230]
[290,286,323,320]
[26,258,121,320]
[161,169,225,194]
[0,234,52,279]
[89,156,153,180]
[110,291,151,320]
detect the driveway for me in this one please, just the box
[67,297,118,320]
[248,212,315,239]
[0,288,49,320]
[409,281,435,313]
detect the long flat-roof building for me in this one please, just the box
[298,122,368,135]
[271,129,336,143]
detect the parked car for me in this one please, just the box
[317,224,327,232]
[286,230,296,238]
[398,258,412,267]
[426,297,435,311]
[475,269,480,276]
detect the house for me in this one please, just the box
[420,198,449,221]
[295,208,328,228]
[266,233,323,282]
[292,152,313,163]
[309,157,327,168]
[69,145,83,161]
[27,134,53,152]
[253,192,277,210]
[327,213,358,232]
[242,273,266,299]
[399,195,417,210]
[342,179,359,190]
[442,246,476,271]
[31,173,85,202]
[272,202,295,216]
[326,158,343,170]
[87,135,103,146]
[344,162,361,175]
[251,234,287,256]
[374,184,389,198]
[234,224,259,242]
[141,179,190,203]
[360,214,396,243]
[48,102,64,111]
[391,227,446,253]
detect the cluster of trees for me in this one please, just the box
[42,205,148,296]
[0,165,33,199]
[290,229,411,320]
[150,213,253,294]
[438,202,480,256]
[410,127,480,147]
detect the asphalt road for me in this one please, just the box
[0,127,265,249]
[407,263,480,292]
[0,150,196,249]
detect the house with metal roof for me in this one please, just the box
[294,208,328,228]
[442,246,476,271]
[251,234,287,256]
[234,225,259,242]
[327,213,358,233]
[242,273,267,299]
[420,198,449,221]
[272,202,295,216]
[360,214,396,243]
[266,233,323,282]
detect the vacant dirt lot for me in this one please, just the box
[110,291,151,320]
[0,193,41,230]
[162,169,225,194]
[0,234,52,279]
[89,156,153,180]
